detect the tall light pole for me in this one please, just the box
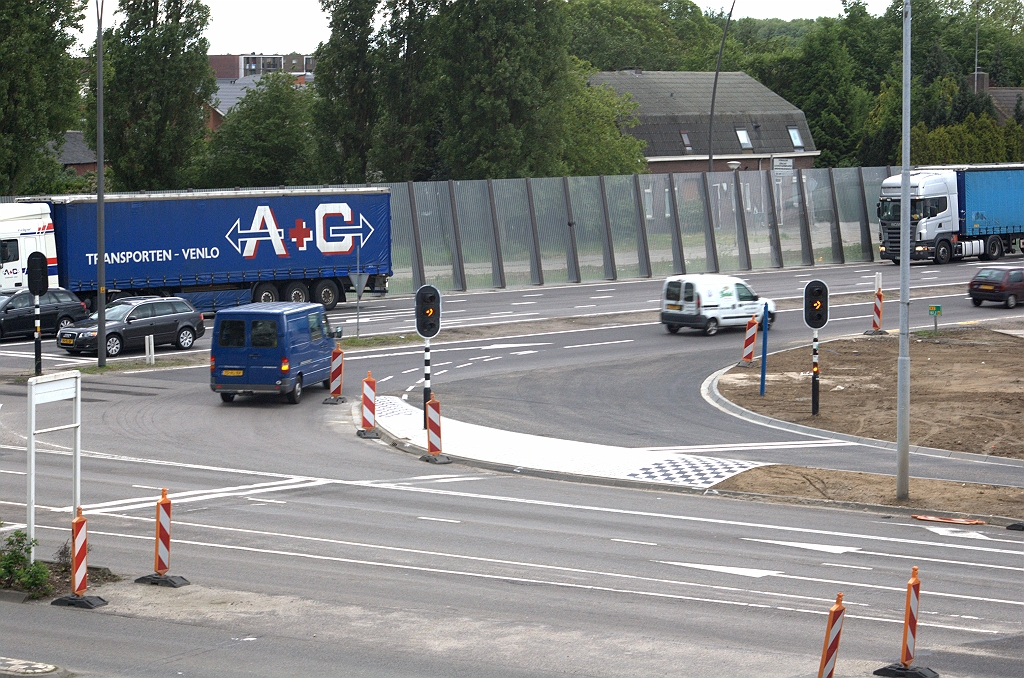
[96,0,106,368]
[896,0,912,501]
[708,0,736,174]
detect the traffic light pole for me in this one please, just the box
[811,329,819,415]
[423,337,431,430]
[34,295,41,376]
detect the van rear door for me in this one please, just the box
[248,317,284,386]
[214,317,248,386]
[681,282,697,315]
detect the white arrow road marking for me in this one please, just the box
[923,526,993,540]
[744,539,862,554]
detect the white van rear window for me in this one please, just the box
[665,281,681,302]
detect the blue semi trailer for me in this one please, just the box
[877,164,1024,264]
[0,187,391,311]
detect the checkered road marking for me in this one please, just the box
[627,455,767,489]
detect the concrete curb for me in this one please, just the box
[701,364,1024,468]
[353,403,1022,527]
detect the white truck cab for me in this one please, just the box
[878,170,960,263]
[661,274,776,336]
[0,203,59,290]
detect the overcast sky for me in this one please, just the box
[78,0,893,56]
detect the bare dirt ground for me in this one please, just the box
[716,326,1024,519]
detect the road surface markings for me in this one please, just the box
[401,367,419,374]
[612,539,657,546]
[417,517,461,523]
[490,311,515,316]
[564,340,634,349]
[595,288,616,292]
[247,497,286,504]
[574,305,597,308]
[921,276,938,280]
[40,520,1001,633]
[0,469,26,475]
[122,364,208,374]
[521,293,543,297]
[822,563,872,570]
[469,356,490,360]
[434,370,448,376]
[590,296,613,299]
[404,385,417,392]
[131,484,163,490]
[855,269,872,273]
[644,440,851,453]
[455,363,472,368]
[446,299,466,303]
[511,302,536,306]
[482,357,502,362]
[742,538,1024,572]
[377,375,392,383]
[510,350,537,355]
[414,378,424,384]
[434,361,452,367]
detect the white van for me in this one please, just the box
[661,274,775,336]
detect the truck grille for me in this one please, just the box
[882,225,901,257]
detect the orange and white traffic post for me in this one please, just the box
[874,567,937,677]
[740,315,757,365]
[135,489,190,587]
[867,272,887,335]
[357,371,380,439]
[51,507,107,608]
[420,396,450,464]
[323,348,346,404]
[817,592,846,678]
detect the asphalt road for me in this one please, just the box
[0,258,1021,676]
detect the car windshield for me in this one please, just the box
[89,304,132,322]
[975,269,1005,281]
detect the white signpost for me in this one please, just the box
[26,371,82,562]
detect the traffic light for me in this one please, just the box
[803,279,829,329]
[27,252,49,296]
[415,284,441,338]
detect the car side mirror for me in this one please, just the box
[331,328,344,339]
[876,203,881,218]
[752,294,759,301]
[125,316,134,323]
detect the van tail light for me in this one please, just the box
[210,356,215,373]
[281,357,290,373]
[696,295,702,313]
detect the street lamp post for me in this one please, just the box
[708,0,736,174]
[96,0,106,368]
[896,0,912,501]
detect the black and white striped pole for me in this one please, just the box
[414,285,441,429]
[803,280,829,417]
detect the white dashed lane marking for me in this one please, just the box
[564,340,634,349]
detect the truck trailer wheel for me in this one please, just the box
[253,282,278,303]
[980,236,1003,261]
[934,240,951,265]
[313,279,340,310]
[282,281,309,303]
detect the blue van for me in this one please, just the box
[210,303,338,404]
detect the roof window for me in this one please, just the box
[680,131,693,153]
[736,129,752,150]
[788,126,804,150]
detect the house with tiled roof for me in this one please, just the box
[589,70,819,173]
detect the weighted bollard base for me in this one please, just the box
[357,428,380,439]
[322,396,347,405]
[135,573,190,588]
[873,664,938,678]
[51,594,107,609]
[863,329,889,335]
[420,454,451,464]
[735,360,759,368]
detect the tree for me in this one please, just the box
[433,0,572,179]
[88,0,216,191]
[661,0,721,70]
[312,0,379,184]
[204,73,315,188]
[555,58,647,176]
[564,0,686,72]
[0,0,85,195]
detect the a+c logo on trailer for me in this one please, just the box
[289,220,313,251]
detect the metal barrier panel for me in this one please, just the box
[413,181,458,291]
[861,166,889,252]
[491,178,535,288]
[803,168,842,264]
[566,176,611,281]
[530,177,571,284]
[738,171,778,269]
[638,174,678,276]
[602,174,643,278]
[452,180,499,289]
[832,168,871,262]
[381,182,415,294]
[771,174,807,267]
[673,173,710,273]
[707,171,742,271]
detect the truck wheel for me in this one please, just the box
[220,393,235,403]
[980,236,1003,261]
[176,327,195,349]
[891,258,899,265]
[703,318,719,336]
[313,279,340,310]
[666,324,680,334]
[105,334,122,358]
[1006,294,1018,309]
[283,281,309,303]
[287,375,303,404]
[934,240,951,265]
[253,282,278,303]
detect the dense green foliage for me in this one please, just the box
[87,0,217,191]
[0,530,51,596]
[0,0,85,195]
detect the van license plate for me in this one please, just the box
[980,284,994,290]
[222,369,243,377]
[60,337,75,346]
[666,304,681,310]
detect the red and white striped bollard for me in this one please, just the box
[875,567,936,677]
[51,507,108,608]
[817,592,846,678]
[323,347,346,404]
[872,289,884,332]
[421,396,450,464]
[135,488,190,587]
[740,315,757,365]
[357,371,380,439]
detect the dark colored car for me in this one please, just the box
[0,287,88,339]
[968,267,1024,308]
[57,296,205,358]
